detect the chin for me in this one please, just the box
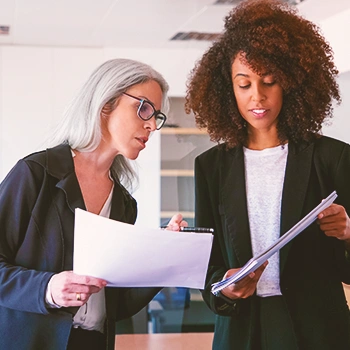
[124,152,140,160]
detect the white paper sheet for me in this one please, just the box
[73,209,213,289]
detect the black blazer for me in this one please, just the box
[195,136,350,350]
[0,144,159,350]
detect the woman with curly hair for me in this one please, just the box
[186,0,350,349]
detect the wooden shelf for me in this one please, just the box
[161,127,207,135]
[161,211,194,219]
[161,169,194,177]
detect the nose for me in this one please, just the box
[144,116,157,131]
[251,84,266,102]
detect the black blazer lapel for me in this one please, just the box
[56,173,86,213]
[220,146,253,266]
[110,183,127,221]
[280,141,314,274]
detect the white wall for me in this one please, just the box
[316,9,350,75]
[323,71,350,143]
[299,1,350,74]
[0,45,204,227]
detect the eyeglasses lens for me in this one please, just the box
[138,100,166,129]
[155,115,165,129]
[139,101,155,120]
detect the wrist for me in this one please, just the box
[45,275,62,309]
[218,291,238,305]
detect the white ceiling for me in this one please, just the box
[0,0,349,49]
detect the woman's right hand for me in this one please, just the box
[220,261,268,300]
[50,271,107,307]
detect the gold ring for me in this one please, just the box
[76,293,81,301]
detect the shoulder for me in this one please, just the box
[1,150,47,188]
[196,143,243,173]
[312,135,350,161]
[291,135,349,160]
[196,143,233,164]
[23,144,74,180]
[314,135,349,150]
[1,144,74,190]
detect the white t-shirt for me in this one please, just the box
[243,144,288,297]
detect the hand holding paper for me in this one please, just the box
[211,191,338,295]
[220,262,268,300]
[73,209,213,289]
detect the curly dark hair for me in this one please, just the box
[185,0,341,147]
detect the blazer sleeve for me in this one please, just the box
[195,155,239,315]
[333,142,350,283]
[0,160,53,315]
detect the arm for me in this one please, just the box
[317,204,350,250]
[317,141,350,283]
[0,160,54,314]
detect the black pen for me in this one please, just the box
[160,226,214,233]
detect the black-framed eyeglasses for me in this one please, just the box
[122,92,167,130]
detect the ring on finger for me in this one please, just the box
[76,292,81,301]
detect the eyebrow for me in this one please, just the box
[233,73,249,80]
[233,72,271,80]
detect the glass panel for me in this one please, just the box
[153,97,216,334]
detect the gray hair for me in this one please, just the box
[47,58,169,191]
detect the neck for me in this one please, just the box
[246,129,284,150]
[72,147,115,178]
[246,140,284,150]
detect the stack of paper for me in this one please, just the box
[211,191,337,295]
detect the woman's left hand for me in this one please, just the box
[318,204,350,243]
[165,213,188,231]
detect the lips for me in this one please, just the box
[135,136,148,149]
[250,108,269,118]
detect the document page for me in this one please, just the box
[73,209,213,289]
[211,191,337,295]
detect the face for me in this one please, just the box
[101,80,163,160]
[231,54,283,137]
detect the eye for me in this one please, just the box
[238,84,251,89]
[262,74,276,86]
[139,102,149,113]
[138,101,155,119]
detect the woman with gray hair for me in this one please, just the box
[0,58,186,350]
